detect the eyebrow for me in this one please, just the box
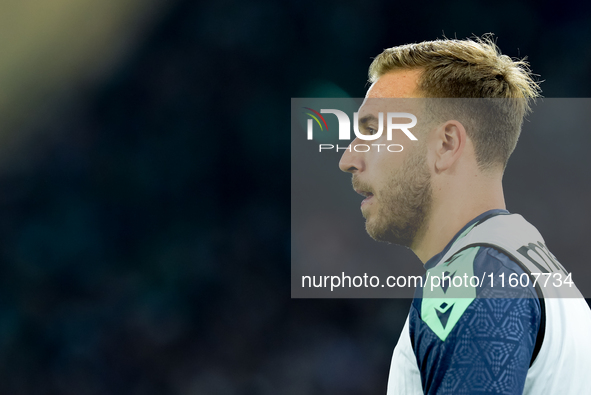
[358,114,378,125]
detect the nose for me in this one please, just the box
[338,138,364,174]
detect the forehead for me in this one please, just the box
[360,69,423,115]
[366,69,423,99]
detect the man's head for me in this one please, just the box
[339,36,540,250]
[369,36,541,169]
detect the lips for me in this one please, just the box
[355,189,374,206]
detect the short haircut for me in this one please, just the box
[369,36,541,170]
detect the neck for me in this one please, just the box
[411,174,506,264]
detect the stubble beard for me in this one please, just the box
[364,146,432,247]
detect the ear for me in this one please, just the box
[432,120,467,173]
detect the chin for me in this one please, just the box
[366,222,407,246]
[364,212,421,247]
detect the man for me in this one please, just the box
[339,37,591,394]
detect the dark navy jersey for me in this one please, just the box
[387,210,591,395]
[412,230,542,392]
[389,210,543,394]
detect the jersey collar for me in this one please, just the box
[423,209,510,270]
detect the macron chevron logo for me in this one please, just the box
[435,302,455,329]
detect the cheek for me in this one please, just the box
[367,152,407,196]
[370,149,407,174]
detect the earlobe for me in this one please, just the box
[434,121,466,172]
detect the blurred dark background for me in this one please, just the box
[0,0,589,394]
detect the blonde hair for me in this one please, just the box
[369,36,541,169]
